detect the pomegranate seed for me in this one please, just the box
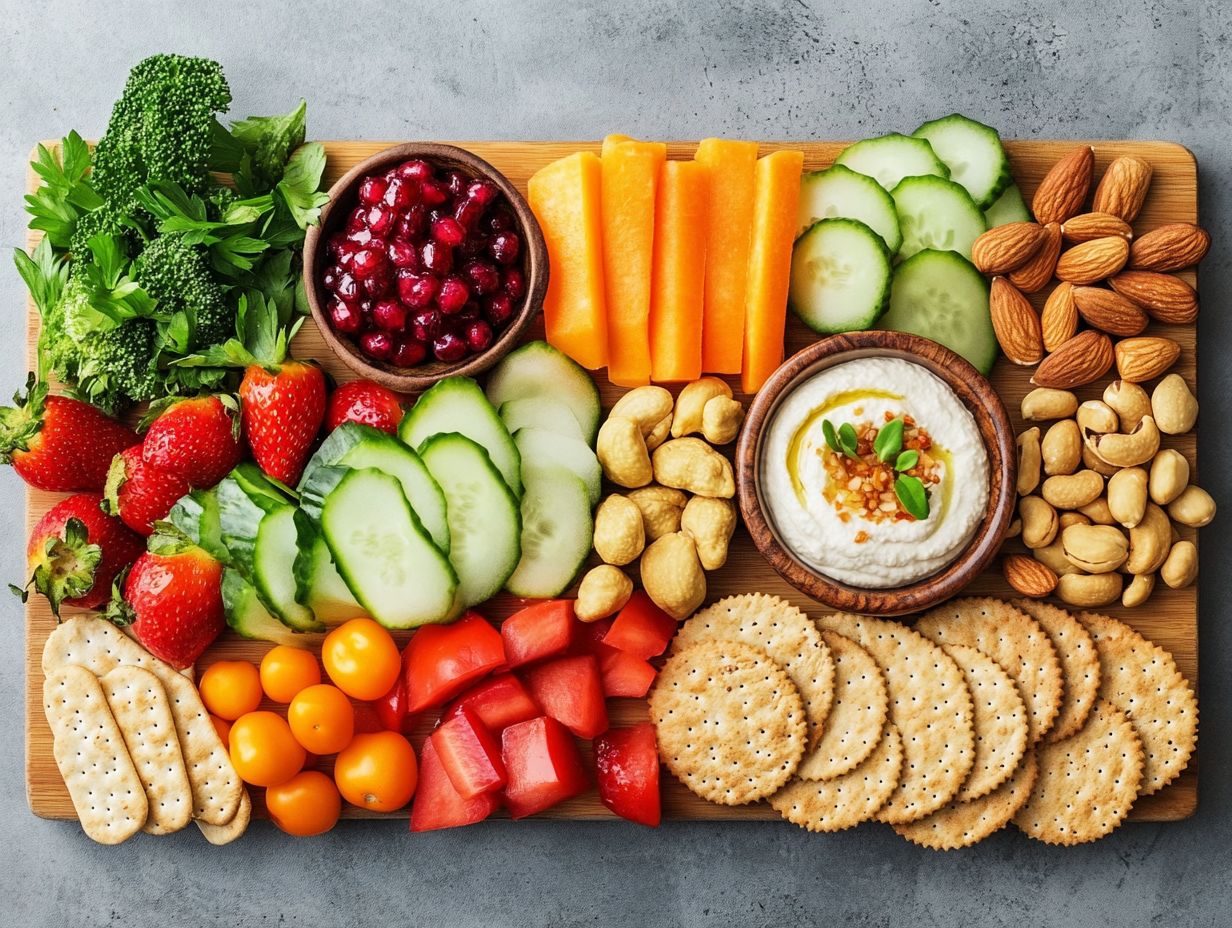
[489,231,521,266]
[397,160,433,182]
[421,240,453,275]
[442,170,468,198]
[358,298,375,316]
[388,239,420,269]
[432,216,466,247]
[349,227,374,247]
[464,319,494,353]
[360,330,394,362]
[458,301,481,320]
[362,268,392,298]
[420,180,448,207]
[347,207,368,233]
[395,205,427,240]
[397,272,438,309]
[373,299,407,331]
[329,298,363,334]
[322,267,340,291]
[466,179,498,208]
[458,233,488,258]
[336,239,359,267]
[383,177,419,210]
[436,275,470,314]
[327,233,348,258]
[411,308,443,343]
[454,197,485,231]
[392,338,428,368]
[483,292,514,327]
[351,247,387,278]
[433,331,468,363]
[464,260,501,296]
[486,208,516,233]
[366,204,395,237]
[359,175,389,206]
[503,267,526,300]
[335,272,360,303]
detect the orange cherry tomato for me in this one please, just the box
[260,646,322,703]
[334,731,418,812]
[288,684,356,754]
[265,770,342,837]
[199,660,263,721]
[322,618,401,700]
[229,711,306,787]
[210,714,232,744]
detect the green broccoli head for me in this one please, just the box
[92,54,232,212]
[134,234,232,350]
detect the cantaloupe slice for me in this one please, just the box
[601,139,666,387]
[527,152,608,370]
[648,160,707,382]
[694,138,759,374]
[741,149,805,394]
[601,133,637,157]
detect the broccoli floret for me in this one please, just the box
[68,201,132,263]
[92,54,231,213]
[134,234,232,350]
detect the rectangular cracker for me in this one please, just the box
[197,788,252,846]
[100,666,193,835]
[43,664,148,845]
[42,618,242,825]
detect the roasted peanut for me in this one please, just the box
[593,494,646,566]
[1107,466,1148,528]
[1062,523,1129,573]
[1078,496,1117,525]
[1021,387,1079,422]
[1041,469,1104,510]
[1042,420,1082,476]
[1160,540,1198,589]
[1151,374,1198,435]
[1167,485,1216,527]
[652,438,735,498]
[1148,449,1189,505]
[575,565,634,622]
[1017,427,1042,496]
[597,416,653,488]
[1059,511,1091,529]
[671,378,731,439]
[1033,538,1080,576]
[1103,380,1151,432]
[1126,502,1171,574]
[1056,572,1123,608]
[1122,573,1156,608]
[1020,495,1059,549]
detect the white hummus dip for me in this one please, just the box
[761,357,989,588]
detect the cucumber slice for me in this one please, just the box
[879,249,998,375]
[216,467,292,569]
[292,519,366,626]
[400,376,521,496]
[485,341,602,444]
[320,468,459,628]
[834,133,949,192]
[912,114,1012,210]
[512,427,602,506]
[301,423,449,553]
[253,505,324,632]
[797,164,902,252]
[168,489,227,563]
[499,398,586,443]
[222,568,323,648]
[984,183,1032,227]
[507,466,593,599]
[890,175,987,262]
[420,433,522,609]
[788,218,892,334]
[298,464,347,523]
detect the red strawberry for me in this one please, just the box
[142,395,243,488]
[20,492,144,615]
[326,379,405,434]
[0,378,137,491]
[103,445,191,536]
[240,360,327,485]
[107,546,224,668]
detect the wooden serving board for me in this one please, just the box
[26,139,1198,824]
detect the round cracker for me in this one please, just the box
[940,643,1029,802]
[1077,611,1198,796]
[798,631,889,781]
[673,594,834,741]
[770,723,903,832]
[895,749,1038,850]
[1014,698,1143,845]
[649,638,807,806]
[915,597,1063,743]
[815,613,974,824]
[1015,600,1101,742]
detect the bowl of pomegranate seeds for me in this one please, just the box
[304,142,547,389]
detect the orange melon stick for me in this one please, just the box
[527,152,608,370]
[601,138,667,386]
[741,149,804,394]
[601,133,636,157]
[648,160,708,382]
[694,138,759,374]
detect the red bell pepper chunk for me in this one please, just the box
[501,599,577,669]
[353,701,389,734]
[410,736,501,832]
[500,716,589,819]
[603,592,677,659]
[430,706,508,799]
[404,612,506,713]
[598,648,657,698]
[521,653,609,739]
[374,646,418,734]
[442,673,541,732]
[594,722,661,827]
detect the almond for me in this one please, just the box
[1003,553,1058,597]
[1041,281,1079,351]
[1091,156,1153,222]
[971,222,1046,275]
[1114,336,1181,382]
[1070,286,1149,336]
[1128,222,1211,272]
[1108,271,1198,324]
[1032,146,1094,224]
[1008,221,1062,293]
[989,277,1044,365]
[1060,211,1133,244]
[1032,330,1114,388]
[1054,236,1130,284]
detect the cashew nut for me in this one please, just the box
[1151,374,1198,435]
[1126,502,1171,574]
[1041,420,1082,476]
[652,438,735,498]
[1007,517,1023,539]
[680,496,737,570]
[1020,495,1059,549]
[574,565,634,622]
[1082,443,1120,477]
[701,396,745,445]
[1062,523,1129,573]
[1085,416,1160,468]
[1056,572,1123,608]
[1122,573,1156,608]
[1021,387,1079,421]
[611,386,675,450]
[1033,538,1080,577]
[1078,497,1117,525]
[1041,469,1104,510]
[1059,511,1092,529]
[593,494,646,566]
[1167,485,1216,527]
[1160,540,1198,589]
[639,531,706,619]
[1148,449,1189,505]
[1076,400,1119,435]
[1103,380,1151,432]
[597,416,653,488]
[1107,466,1148,528]
[627,485,688,540]
[1017,427,1042,496]
[671,378,732,439]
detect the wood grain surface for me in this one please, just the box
[25,139,1199,825]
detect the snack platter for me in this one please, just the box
[25,137,1198,827]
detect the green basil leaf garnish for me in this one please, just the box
[874,417,904,463]
[837,422,860,459]
[895,449,919,472]
[894,474,929,520]
[822,419,841,454]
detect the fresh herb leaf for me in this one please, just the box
[277,142,330,230]
[78,234,160,323]
[894,474,929,520]
[822,419,841,454]
[874,417,904,463]
[24,132,103,250]
[894,449,919,472]
[214,101,308,192]
[837,422,860,460]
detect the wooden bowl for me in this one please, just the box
[736,331,1017,617]
[303,142,547,391]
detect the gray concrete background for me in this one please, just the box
[1,1,1228,925]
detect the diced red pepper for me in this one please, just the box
[374,646,418,734]
[430,706,508,799]
[521,653,609,739]
[501,599,577,669]
[442,673,541,732]
[410,736,501,832]
[404,612,506,713]
[598,648,657,698]
[353,700,388,734]
[500,716,589,819]
[603,592,677,659]
[594,722,661,827]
